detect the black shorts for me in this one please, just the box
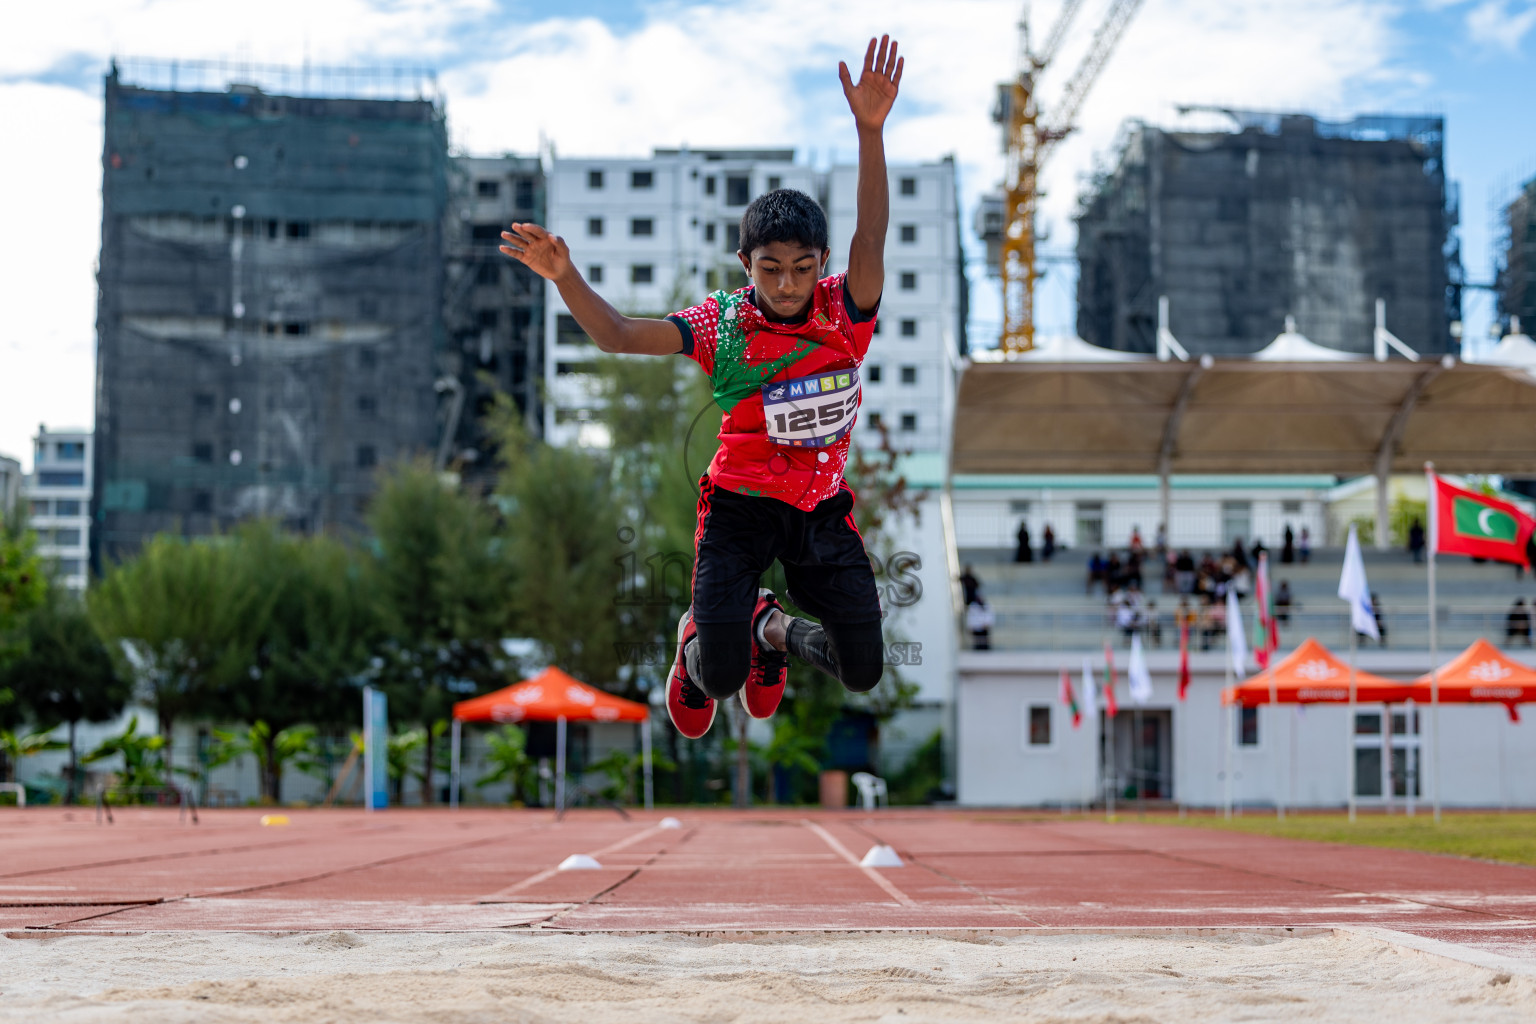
[691,474,882,626]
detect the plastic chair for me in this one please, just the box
[849,772,888,810]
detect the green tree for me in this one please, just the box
[491,400,624,689]
[207,721,327,804]
[89,534,260,773]
[82,715,167,793]
[474,724,538,805]
[0,587,130,802]
[0,727,66,786]
[366,460,515,803]
[0,506,45,650]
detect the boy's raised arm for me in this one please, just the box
[839,35,903,317]
[500,223,683,355]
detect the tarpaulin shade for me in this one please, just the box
[1412,639,1536,720]
[952,360,1536,476]
[1222,637,1415,706]
[452,666,649,723]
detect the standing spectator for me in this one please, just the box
[1230,537,1250,570]
[1105,552,1125,593]
[1201,594,1224,651]
[1144,599,1163,648]
[1129,526,1145,558]
[1281,524,1296,564]
[1506,598,1532,646]
[1250,537,1267,566]
[1368,592,1387,647]
[959,565,981,608]
[1299,527,1311,564]
[1275,580,1293,625]
[1042,524,1056,562]
[1015,521,1033,563]
[1126,550,1144,590]
[1408,519,1426,563]
[1154,522,1168,559]
[1086,552,1105,595]
[1175,549,1196,594]
[1115,590,1140,643]
[966,598,994,650]
[1162,547,1177,594]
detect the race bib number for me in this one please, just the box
[762,368,860,448]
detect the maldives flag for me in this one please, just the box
[1103,642,1119,718]
[1177,623,1191,701]
[1060,668,1082,728]
[1252,553,1279,669]
[1433,475,1536,566]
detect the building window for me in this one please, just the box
[1027,705,1052,746]
[868,411,884,429]
[357,395,377,416]
[556,314,592,347]
[52,528,82,546]
[477,309,498,329]
[589,264,604,284]
[588,169,604,189]
[192,442,213,464]
[872,319,882,335]
[1282,499,1303,514]
[194,392,215,414]
[899,176,916,196]
[767,175,782,191]
[588,217,604,237]
[476,180,500,197]
[192,491,212,514]
[282,322,310,336]
[556,361,598,375]
[55,499,81,515]
[704,223,716,243]
[357,445,377,469]
[54,559,84,578]
[900,272,917,291]
[726,224,741,252]
[38,471,84,487]
[704,175,716,196]
[515,179,535,210]
[630,169,654,189]
[28,499,49,516]
[1239,706,1260,746]
[475,262,500,285]
[726,175,750,206]
[631,264,654,285]
[900,318,917,337]
[285,221,310,240]
[899,224,917,243]
[630,217,654,237]
[56,442,86,461]
[359,349,376,370]
[900,365,917,385]
[899,413,917,432]
[470,223,501,242]
[868,364,883,383]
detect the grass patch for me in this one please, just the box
[1166,812,1536,868]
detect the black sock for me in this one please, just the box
[785,617,838,678]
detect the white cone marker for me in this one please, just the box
[557,854,602,870]
[659,817,682,829]
[860,844,904,868]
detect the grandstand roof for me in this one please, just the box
[951,357,1536,476]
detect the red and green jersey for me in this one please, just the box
[668,273,878,510]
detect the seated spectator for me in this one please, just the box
[1506,598,1532,646]
[959,564,980,607]
[1175,549,1196,595]
[1086,553,1105,595]
[1275,580,1293,625]
[966,598,995,650]
[1144,599,1162,647]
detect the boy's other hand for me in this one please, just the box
[839,35,903,131]
[500,223,572,282]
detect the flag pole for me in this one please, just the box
[1426,461,1441,824]
[1347,625,1357,823]
[1269,655,1282,820]
[1224,640,1234,821]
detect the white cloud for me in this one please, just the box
[0,0,1410,462]
[1466,0,1536,52]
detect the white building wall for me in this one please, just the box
[24,426,92,590]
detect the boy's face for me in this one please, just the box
[738,242,830,320]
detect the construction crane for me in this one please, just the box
[991,0,1144,353]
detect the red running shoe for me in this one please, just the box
[742,589,789,720]
[666,608,715,739]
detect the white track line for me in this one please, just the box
[801,820,917,908]
[479,823,670,902]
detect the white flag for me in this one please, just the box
[1338,523,1379,640]
[1226,586,1248,676]
[1128,634,1153,704]
[1081,655,1099,712]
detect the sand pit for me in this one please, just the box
[1,929,1532,1023]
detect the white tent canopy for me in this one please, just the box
[984,333,1151,363]
[1479,329,1536,368]
[1251,316,1363,362]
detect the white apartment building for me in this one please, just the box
[25,426,93,590]
[0,452,21,517]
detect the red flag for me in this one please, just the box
[1060,668,1082,728]
[1177,623,1191,701]
[1253,553,1279,668]
[1103,642,1119,718]
[1432,474,1536,566]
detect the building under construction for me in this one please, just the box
[1499,175,1536,332]
[1075,112,1459,356]
[93,62,448,560]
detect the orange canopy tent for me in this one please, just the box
[1412,639,1536,722]
[448,667,652,812]
[1222,638,1415,706]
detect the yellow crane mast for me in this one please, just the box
[996,0,1144,354]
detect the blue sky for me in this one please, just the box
[1,0,1534,468]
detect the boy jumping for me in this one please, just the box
[500,35,903,738]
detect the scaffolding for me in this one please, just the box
[1074,111,1460,357]
[94,66,449,559]
[1498,176,1536,332]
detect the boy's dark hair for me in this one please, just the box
[738,189,829,257]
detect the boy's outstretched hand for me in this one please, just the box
[839,35,903,131]
[500,223,571,282]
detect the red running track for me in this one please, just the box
[2,807,1532,963]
